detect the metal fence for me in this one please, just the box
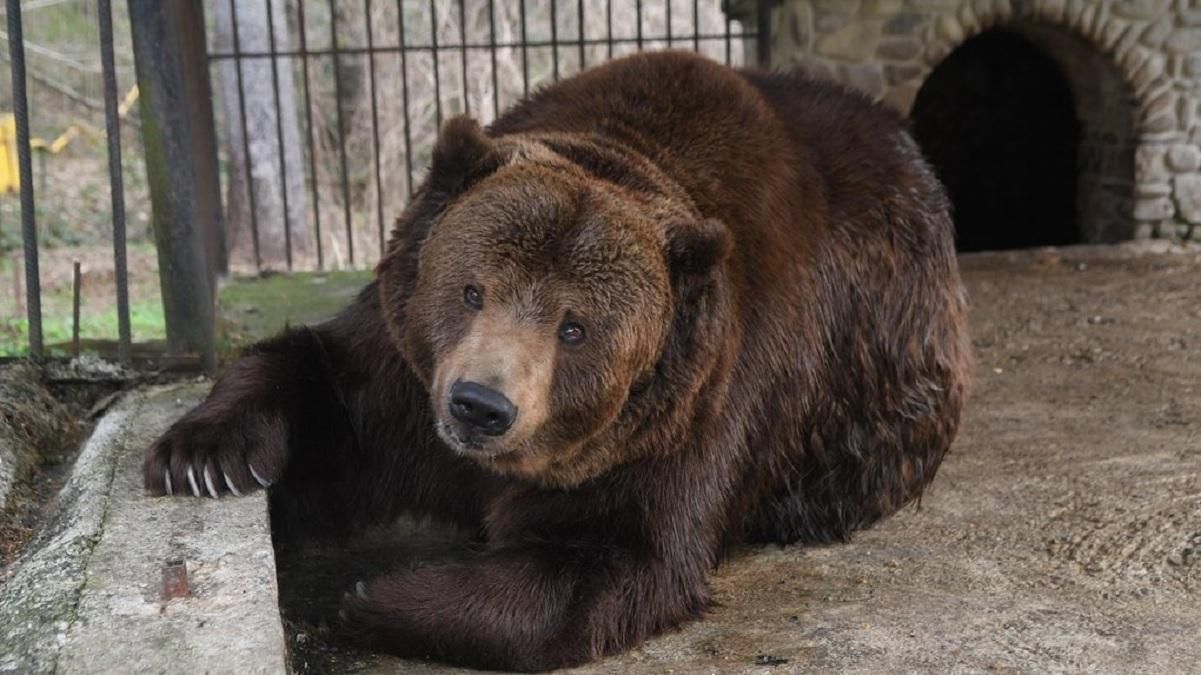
[4,0,134,363]
[3,0,768,367]
[207,0,766,273]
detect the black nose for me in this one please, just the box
[449,381,517,436]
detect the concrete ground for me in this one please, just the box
[2,242,1198,673]
[0,385,287,674]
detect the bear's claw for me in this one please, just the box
[248,463,273,489]
[223,471,242,497]
[163,470,173,496]
[202,466,220,498]
[186,466,201,497]
[355,581,368,600]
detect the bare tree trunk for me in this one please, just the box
[212,0,308,269]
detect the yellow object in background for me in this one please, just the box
[0,114,18,195]
[0,86,139,196]
[30,124,82,154]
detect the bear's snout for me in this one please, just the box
[449,380,518,437]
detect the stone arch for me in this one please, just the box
[766,0,1200,242]
[914,2,1175,133]
[897,2,1192,243]
[912,14,1142,246]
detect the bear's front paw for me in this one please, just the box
[336,578,387,646]
[335,574,428,652]
[143,407,287,498]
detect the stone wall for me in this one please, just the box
[763,0,1201,242]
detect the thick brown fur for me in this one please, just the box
[144,51,970,671]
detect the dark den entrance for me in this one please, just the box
[911,29,1082,252]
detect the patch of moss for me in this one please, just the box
[217,271,372,359]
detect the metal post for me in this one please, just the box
[98,0,132,364]
[757,0,773,68]
[127,0,221,370]
[72,260,81,357]
[6,0,43,359]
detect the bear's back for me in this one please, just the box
[493,52,968,546]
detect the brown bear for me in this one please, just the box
[144,50,970,670]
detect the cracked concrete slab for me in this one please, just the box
[0,383,286,674]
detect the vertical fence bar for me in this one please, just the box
[550,1,559,81]
[757,0,772,67]
[724,12,732,64]
[488,0,500,118]
[128,0,219,370]
[228,0,261,269]
[636,0,643,49]
[431,0,443,127]
[296,0,324,269]
[98,0,131,362]
[264,0,293,270]
[458,0,470,115]
[328,0,355,266]
[365,0,385,255]
[397,0,415,198]
[692,0,699,51]
[519,0,529,97]
[665,0,672,46]
[71,261,81,357]
[606,0,613,59]
[577,0,585,71]
[5,0,43,358]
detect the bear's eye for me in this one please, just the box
[463,285,483,310]
[558,321,586,345]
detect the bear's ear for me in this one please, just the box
[427,115,504,197]
[666,218,731,281]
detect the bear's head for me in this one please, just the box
[378,117,734,487]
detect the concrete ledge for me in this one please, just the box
[0,383,286,674]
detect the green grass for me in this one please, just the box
[1,264,372,360]
[217,270,372,357]
[0,297,165,358]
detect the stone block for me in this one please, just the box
[1134,195,1175,220]
[934,13,966,43]
[1172,174,1201,224]
[841,62,887,98]
[817,0,860,13]
[885,11,927,34]
[816,19,884,60]
[877,35,924,60]
[863,0,905,15]
[817,12,853,32]
[778,2,815,54]
[1130,52,1167,95]
[883,83,921,112]
[886,62,926,84]
[1165,28,1201,53]
[1111,0,1172,21]
[1135,145,1170,183]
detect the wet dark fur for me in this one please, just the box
[144,52,970,670]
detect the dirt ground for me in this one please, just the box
[272,242,1201,673]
